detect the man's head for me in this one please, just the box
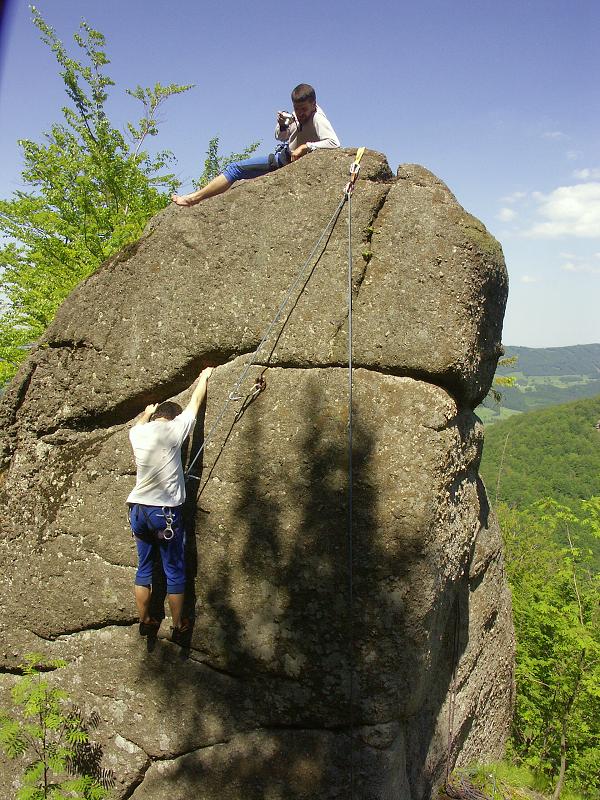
[291,83,317,124]
[151,401,183,421]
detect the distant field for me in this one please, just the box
[478,343,600,422]
[476,405,520,424]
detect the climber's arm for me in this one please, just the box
[185,367,213,418]
[133,404,158,427]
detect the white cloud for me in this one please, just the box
[496,207,516,222]
[525,182,600,238]
[573,167,600,180]
[543,131,567,140]
[520,275,539,283]
[501,191,527,204]
[566,150,583,161]
[560,254,600,275]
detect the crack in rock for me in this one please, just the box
[331,185,393,342]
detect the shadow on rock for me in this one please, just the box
[133,372,470,799]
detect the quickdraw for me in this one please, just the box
[344,147,365,197]
[229,374,266,402]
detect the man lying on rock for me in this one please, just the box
[171,83,340,207]
[126,367,213,644]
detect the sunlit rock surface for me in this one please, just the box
[0,149,513,799]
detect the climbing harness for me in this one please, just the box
[128,503,178,541]
[157,507,176,541]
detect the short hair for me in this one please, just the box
[151,401,182,421]
[291,83,316,104]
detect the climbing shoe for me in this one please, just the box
[139,618,160,637]
[170,619,191,646]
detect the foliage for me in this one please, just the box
[0,654,111,799]
[498,501,600,798]
[481,379,600,419]
[488,355,518,404]
[498,345,600,379]
[455,760,589,800]
[197,136,260,187]
[0,7,193,385]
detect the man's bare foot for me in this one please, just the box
[171,193,199,207]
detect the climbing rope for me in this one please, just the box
[346,187,356,798]
[343,146,364,800]
[185,149,366,798]
[446,598,460,783]
[185,152,364,481]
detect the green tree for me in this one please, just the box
[197,136,260,187]
[0,8,259,387]
[488,354,518,404]
[0,654,110,799]
[0,7,191,385]
[499,500,600,798]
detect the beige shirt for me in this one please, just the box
[275,105,340,152]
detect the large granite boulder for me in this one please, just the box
[0,149,513,799]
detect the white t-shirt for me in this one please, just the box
[275,105,340,152]
[126,408,196,507]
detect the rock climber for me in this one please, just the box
[171,83,340,207]
[126,366,213,644]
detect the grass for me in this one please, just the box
[449,761,591,800]
[476,406,521,424]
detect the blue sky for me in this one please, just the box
[0,0,598,348]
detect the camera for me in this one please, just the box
[279,111,295,127]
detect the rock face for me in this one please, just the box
[0,149,513,799]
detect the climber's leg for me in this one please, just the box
[172,174,231,206]
[172,148,288,207]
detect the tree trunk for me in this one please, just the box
[552,718,567,800]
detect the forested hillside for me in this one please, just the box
[480,396,600,798]
[480,395,600,508]
[500,344,600,376]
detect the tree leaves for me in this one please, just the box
[0,655,111,799]
[499,501,600,797]
[0,8,191,385]
[197,135,260,187]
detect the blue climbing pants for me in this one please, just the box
[222,145,290,183]
[129,504,186,595]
